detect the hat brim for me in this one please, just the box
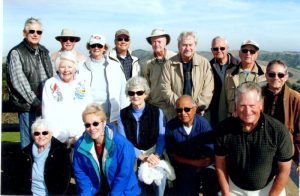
[241,44,259,51]
[146,34,170,45]
[55,36,80,42]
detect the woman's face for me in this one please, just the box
[33,127,52,148]
[128,86,147,108]
[58,59,76,83]
[84,113,106,142]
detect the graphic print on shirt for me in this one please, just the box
[50,83,63,101]
[74,81,87,100]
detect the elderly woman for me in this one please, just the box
[118,76,167,196]
[77,34,129,123]
[17,117,71,195]
[73,103,140,196]
[42,51,92,146]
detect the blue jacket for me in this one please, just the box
[73,124,140,196]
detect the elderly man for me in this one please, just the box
[161,31,214,120]
[165,95,219,196]
[215,82,293,195]
[143,28,176,115]
[208,36,240,127]
[108,29,140,80]
[6,17,54,149]
[219,40,266,121]
[51,28,85,66]
[263,59,300,175]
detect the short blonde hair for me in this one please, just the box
[82,103,107,122]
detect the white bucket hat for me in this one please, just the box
[146,28,171,45]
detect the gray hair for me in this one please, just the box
[175,95,197,107]
[126,76,150,97]
[177,31,197,46]
[55,51,78,71]
[235,82,262,104]
[211,36,228,47]
[31,117,53,135]
[266,59,288,73]
[23,17,43,32]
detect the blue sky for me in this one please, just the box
[2,0,300,56]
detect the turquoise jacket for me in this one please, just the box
[73,124,140,196]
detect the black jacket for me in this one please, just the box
[6,39,53,111]
[16,137,71,195]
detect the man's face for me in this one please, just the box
[211,38,228,61]
[239,45,258,66]
[176,97,197,126]
[179,35,196,61]
[151,36,167,54]
[236,90,262,127]
[266,63,288,92]
[60,37,76,51]
[115,35,130,53]
[24,23,42,48]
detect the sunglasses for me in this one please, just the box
[117,37,130,42]
[212,47,226,51]
[28,30,43,35]
[61,37,76,42]
[268,72,285,78]
[241,49,256,54]
[128,90,145,96]
[176,107,193,113]
[84,121,101,129]
[33,131,49,136]
[90,44,104,49]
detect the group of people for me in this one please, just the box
[6,17,300,196]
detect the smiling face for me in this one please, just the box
[89,44,105,60]
[266,63,288,93]
[179,35,196,63]
[128,86,147,109]
[33,127,52,148]
[236,90,263,129]
[211,38,228,62]
[58,59,76,83]
[84,113,106,143]
[176,96,197,127]
[23,23,43,48]
[60,38,76,51]
[151,36,167,55]
[115,35,130,54]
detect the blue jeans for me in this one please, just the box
[139,167,167,196]
[18,112,36,149]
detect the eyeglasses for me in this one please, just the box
[268,72,285,78]
[84,121,102,129]
[241,49,256,54]
[33,131,49,136]
[128,91,145,96]
[90,44,103,49]
[212,47,226,51]
[28,30,43,35]
[117,37,130,42]
[61,37,76,42]
[176,107,193,113]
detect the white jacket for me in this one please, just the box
[42,75,93,142]
[78,55,130,122]
[108,48,140,78]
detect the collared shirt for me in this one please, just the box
[263,86,285,123]
[212,54,232,82]
[215,114,293,190]
[117,52,133,80]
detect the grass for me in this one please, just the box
[1,132,20,142]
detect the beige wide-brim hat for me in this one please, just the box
[55,28,80,42]
[146,28,171,45]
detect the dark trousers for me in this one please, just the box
[174,166,219,196]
